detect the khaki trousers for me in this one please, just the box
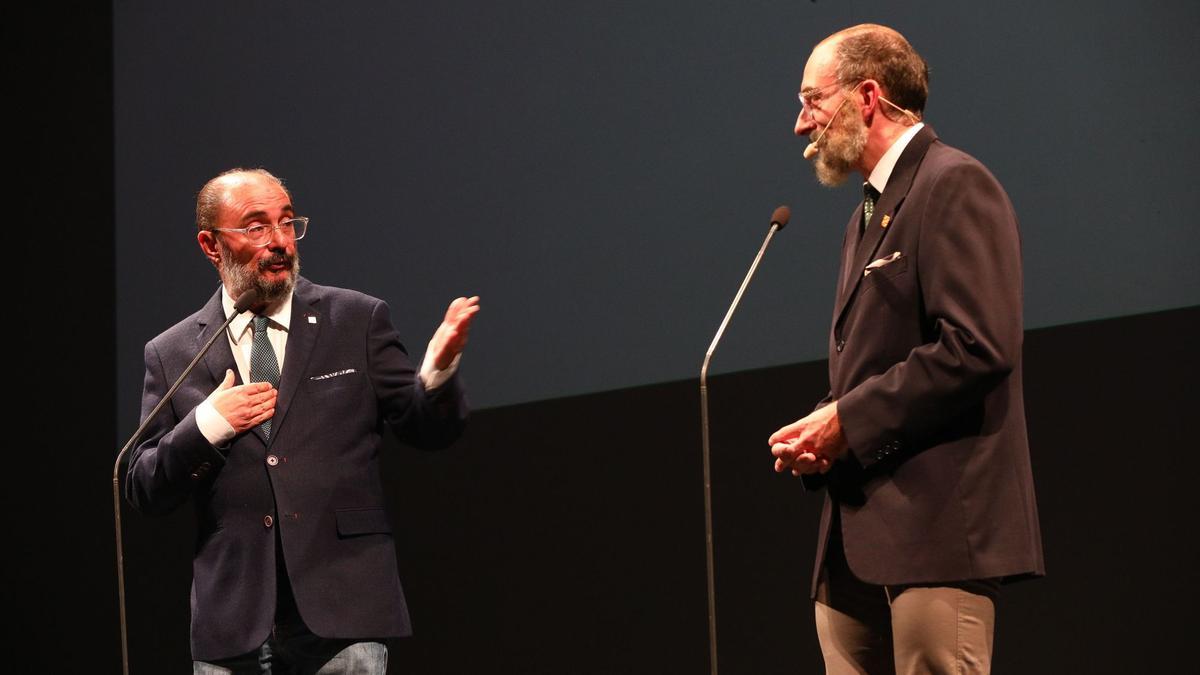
[814,530,998,675]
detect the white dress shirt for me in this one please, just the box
[867,122,925,195]
[196,285,457,447]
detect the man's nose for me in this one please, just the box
[267,225,291,250]
[795,111,817,137]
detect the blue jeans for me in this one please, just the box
[196,535,389,674]
[193,628,387,675]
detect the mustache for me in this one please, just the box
[257,252,296,271]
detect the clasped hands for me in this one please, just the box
[769,401,848,476]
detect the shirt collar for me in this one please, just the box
[221,286,294,338]
[867,122,924,195]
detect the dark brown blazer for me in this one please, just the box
[807,125,1044,594]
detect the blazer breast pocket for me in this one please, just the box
[858,254,910,305]
[301,370,370,423]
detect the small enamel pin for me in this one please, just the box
[881,215,891,229]
[307,315,317,324]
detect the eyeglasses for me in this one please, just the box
[797,81,849,119]
[799,81,920,124]
[213,217,309,247]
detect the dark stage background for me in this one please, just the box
[112,0,1200,410]
[11,2,1200,674]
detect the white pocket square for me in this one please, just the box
[864,251,903,276]
[310,368,357,381]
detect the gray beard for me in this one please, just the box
[218,241,300,306]
[813,112,868,188]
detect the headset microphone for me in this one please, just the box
[802,83,919,162]
[802,83,860,162]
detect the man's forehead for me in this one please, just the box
[218,172,279,194]
[801,41,839,88]
[218,175,292,219]
[222,173,286,198]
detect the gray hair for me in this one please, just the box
[831,24,929,119]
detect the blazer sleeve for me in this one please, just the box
[125,339,227,516]
[837,158,1022,468]
[367,299,469,449]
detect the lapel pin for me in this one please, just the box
[881,215,891,229]
[307,315,317,324]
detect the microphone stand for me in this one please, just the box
[699,210,787,675]
[111,292,256,675]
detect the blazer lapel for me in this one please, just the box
[266,277,321,448]
[836,208,862,302]
[195,285,276,446]
[195,286,240,389]
[833,126,938,327]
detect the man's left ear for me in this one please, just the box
[859,79,881,120]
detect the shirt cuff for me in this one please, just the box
[420,349,460,391]
[196,399,237,447]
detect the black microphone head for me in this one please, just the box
[233,288,262,314]
[770,205,791,230]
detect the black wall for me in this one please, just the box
[11,3,119,673]
[13,4,1200,674]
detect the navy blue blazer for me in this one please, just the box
[806,126,1044,594]
[126,277,468,661]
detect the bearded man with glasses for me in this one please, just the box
[126,168,480,674]
[767,25,1043,674]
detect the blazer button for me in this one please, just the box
[266,454,279,467]
[264,515,274,528]
[836,340,845,353]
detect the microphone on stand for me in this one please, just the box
[770,205,790,230]
[233,288,263,314]
[110,287,260,675]
[699,206,789,675]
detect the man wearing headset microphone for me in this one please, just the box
[768,25,1043,674]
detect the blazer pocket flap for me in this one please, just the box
[335,507,392,537]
